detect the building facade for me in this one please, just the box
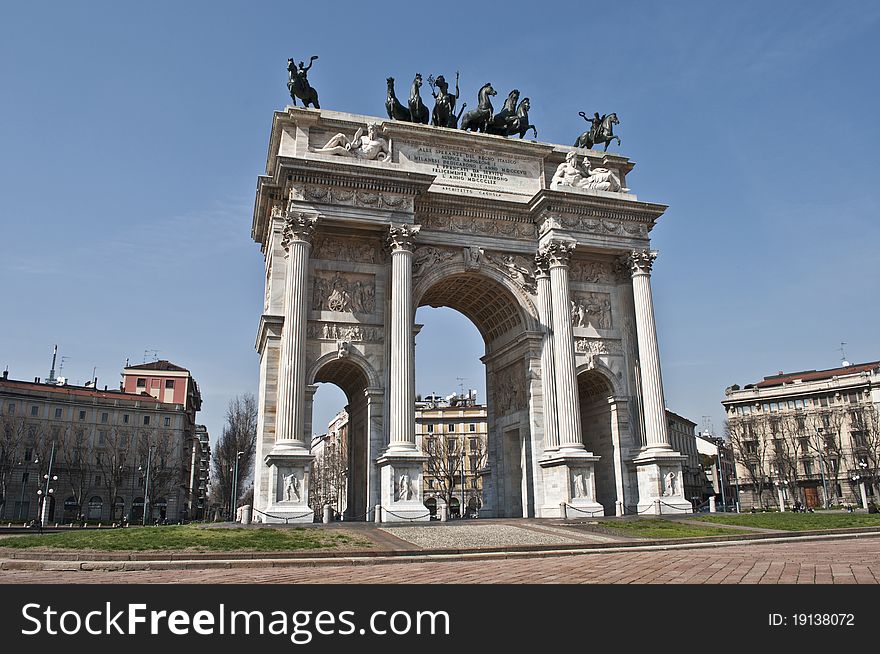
[695,432,736,509]
[665,410,704,508]
[722,361,880,510]
[416,393,488,518]
[0,360,205,524]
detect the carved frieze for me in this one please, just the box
[569,259,615,284]
[574,338,623,356]
[482,251,537,295]
[312,271,376,314]
[570,292,612,330]
[291,184,414,212]
[418,214,536,240]
[307,321,384,343]
[312,236,382,264]
[411,245,458,280]
[540,211,649,238]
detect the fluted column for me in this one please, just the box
[542,238,584,452]
[628,250,671,451]
[535,252,560,452]
[387,223,420,452]
[274,211,317,451]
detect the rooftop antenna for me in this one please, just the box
[47,344,58,384]
[59,355,70,373]
[456,377,467,397]
[143,349,159,364]
[838,342,850,367]
[701,415,713,435]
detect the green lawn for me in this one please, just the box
[694,512,880,531]
[594,518,743,539]
[0,525,371,552]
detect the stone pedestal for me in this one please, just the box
[377,453,429,522]
[633,452,691,514]
[262,451,314,523]
[539,452,604,518]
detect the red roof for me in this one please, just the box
[124,360,189,373]
[0,378,165,406]
[756,361,880,388]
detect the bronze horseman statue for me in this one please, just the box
[574,111,620,151]
[287,55,320,108]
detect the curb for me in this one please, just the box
[3,529,880,572]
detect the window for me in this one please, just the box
[54,408,62,418]
[447,438,457,452]
[745,441,758,454]
[120,434,128,448]
[30,405,39,416]
[795,399,804,408]
[427,479,435,489]
[6,403,14,414]
[79,410,86,420]
[426,423,434,433]
[98,430,106,445]
[136,378,146,389]
[123,414,129,424]
[152,379,160,387]
[24,448,32,461]
[803,460,813,476]
[164,417,171,427]
[469,423,476,432]
[469,437,478,452]
[798,437,810,452]
[448,423,455,432]
[101,412,108,423]
[143,415,150,426]
[820,396,829,407]
[165,379,175,389]
[95,475,101,485]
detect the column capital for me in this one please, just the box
[387,223,421,253]
[627,249,658,275]
[539,238,576,267]
[281,210,318,251]
[534,251,552,278]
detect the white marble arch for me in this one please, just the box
[412,260,542,517]
[575,362,627,516]
[306,349,383,520]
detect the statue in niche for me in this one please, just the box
[663,472,676,496]
[283,473,301,502]
[573,472,589,499]
[287,56,320,108]
[551,151,627,193]
[309,123,390,162]
[397,473,412,501]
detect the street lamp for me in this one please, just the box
[817,427,830,509]
[37,442,57,531]
[230,451,245,522]
[141,445,155,526]
[717,454,727,512]
[852,461,869,510]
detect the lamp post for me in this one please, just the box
[37,442,57,532]
[717,454,727,512]
[852,461,869,510]
[773,475,785,512]
[230,451,244,522]
[817,427,830,509]
[142,445,154,526]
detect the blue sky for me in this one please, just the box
[1,1,878,444]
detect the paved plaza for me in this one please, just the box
[2,532,879,584]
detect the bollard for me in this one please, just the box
[654,498,662,515]
[439,506,447,522]
[709,497,716,513]
[560,502,568,520]
[323,505,332,524]
[615,501,624,517]
[374,504,382,523]
[241,505,253,525]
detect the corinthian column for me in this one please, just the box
[535,252,559,452]
[273,211,317,453]
[543,238,584,452]
[386,223,420,452]
[628,250,671,451]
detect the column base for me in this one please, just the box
[260,448,315,524]
[377,452,429,523]
[539,451,605,518]
[632,450,692,515]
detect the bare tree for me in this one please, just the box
[60,423,93,520]
[727,417,771,509]
[210,393,258,517]
[0,409,27,520]
[309,433,347,516]
[95,426,132,522]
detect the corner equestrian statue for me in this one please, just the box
[574,111,620,151]
[287,56,320,108]
[428,73,464,128]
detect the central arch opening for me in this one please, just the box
[415,271,536,518]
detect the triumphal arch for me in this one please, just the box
[250,107,691,522]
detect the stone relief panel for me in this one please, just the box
[291,184,414,212]
[574,338,623,356]
[482,251,537,295]
[571,469,592,500]
[278,470,302,503]
[312,271,376,314]
[541,212,649,238]
[307,321,384,343]
[312,236,383,264]
[411,245,459,281]
[570,292,612,329]
[569,259,615,284]
[493,361,527,415]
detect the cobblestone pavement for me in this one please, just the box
[2,535,879,584]
[380,522,621,548]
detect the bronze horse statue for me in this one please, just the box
[574,112,620,151]
[460,82,497,133]
[386,77,411,121]
[408,73,430,124]
[508,98,537,139]
[487,89,519,135]
[287,56,320,108]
